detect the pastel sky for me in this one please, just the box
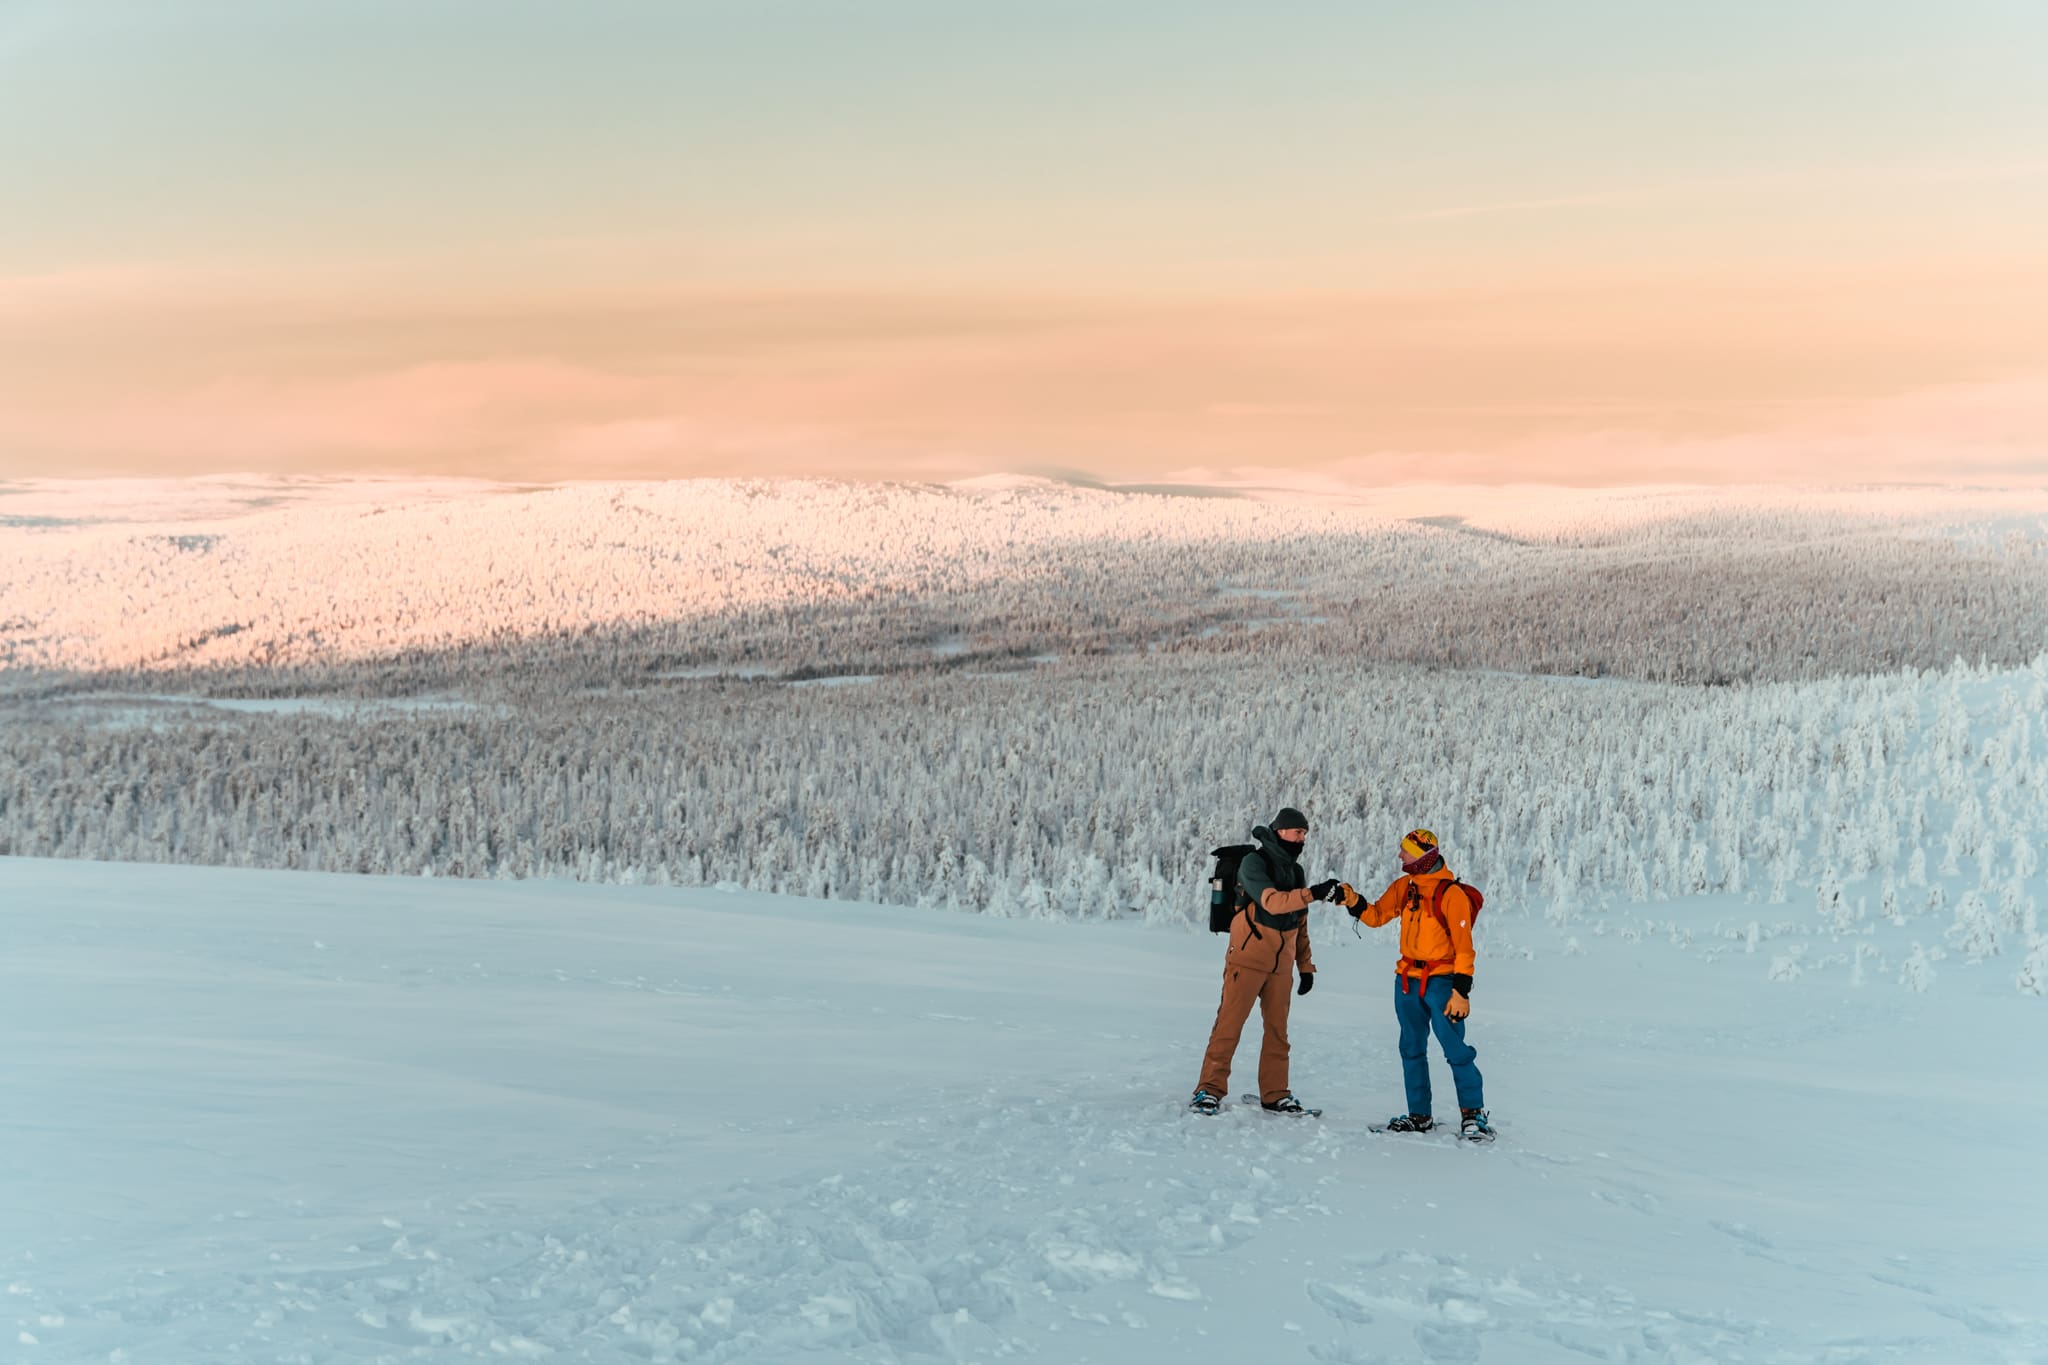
[4,0,2046,484]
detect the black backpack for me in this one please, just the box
[1208,844,1258,932]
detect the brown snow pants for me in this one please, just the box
[1197,960,1293,1104]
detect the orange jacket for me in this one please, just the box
[1348,868,1475,980]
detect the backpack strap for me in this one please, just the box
[1427,879,1469,942]
[1396,877,1465,995]
[1427,878,1453,938]
[1238,849,1266,938]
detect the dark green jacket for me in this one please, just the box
[1227,825,1317,974]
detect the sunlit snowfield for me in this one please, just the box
[4,859,2044,1363]
[2,475,2046,1362]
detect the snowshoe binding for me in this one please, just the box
[1459,1108,1496,1143]
[1243,1092,1321,1117]
[1187,1089,1223,1116]
[1370,1113,1435,1134]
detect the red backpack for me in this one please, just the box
[1408,877,1484,941]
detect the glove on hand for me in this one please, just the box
[1309,879,1341,902]
[1297,972,1315,996]
[1336,882,1359,910]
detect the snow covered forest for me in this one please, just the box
[4,476,2047,996]
[7,477,2048,687]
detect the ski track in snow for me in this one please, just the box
[3,860,2045,1364]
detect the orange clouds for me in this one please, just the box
[2,267,2044,483]
[0,358,654,472]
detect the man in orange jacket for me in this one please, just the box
[1337,829,1492,1140]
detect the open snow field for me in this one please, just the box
[4,859,2044,1365]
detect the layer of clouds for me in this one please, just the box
[3,276,2044,486]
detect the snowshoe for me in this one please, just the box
[1187,1089,1223,1116]
[1459,1109,1496,1143]
[1242,1092,1321,1117]
[1369,1113,1435,1134]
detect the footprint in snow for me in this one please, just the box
[1304,1279,1376,1325]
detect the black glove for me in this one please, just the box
[1309,879,1341,902]
[1297,972,1315,996]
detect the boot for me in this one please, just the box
[1460,1108,1495,1141]
[1187,1089,1222,1116]
[1382,1113,1434,1132]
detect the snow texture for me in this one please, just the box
[2,859,2042,1363]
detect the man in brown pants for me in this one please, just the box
[1190,807,1340,1115]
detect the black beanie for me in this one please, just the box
[1272,806,1309,831]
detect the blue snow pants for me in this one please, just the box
[1395,974,1484,1116]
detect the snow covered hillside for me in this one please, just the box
[3,858,2042,1364]
[6,476,2048,685]
[6,651,2046,998]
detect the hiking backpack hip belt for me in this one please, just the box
[1397,957,1456,992]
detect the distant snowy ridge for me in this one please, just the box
[4,477,2047,684]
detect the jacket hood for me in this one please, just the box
[1253,825,1301,866]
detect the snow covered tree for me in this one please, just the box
[1898,943,1937,994]
[2019,937,2048,997]
[1947,891,2000,962]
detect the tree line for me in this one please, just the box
[3,652,2043,991]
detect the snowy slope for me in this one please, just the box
[5,476,2047,679]
[4,859,2043,1364]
